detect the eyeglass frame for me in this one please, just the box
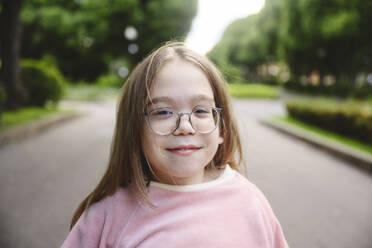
[144,106,222,136]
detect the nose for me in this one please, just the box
[173,113,195,135]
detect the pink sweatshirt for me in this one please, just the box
[62,165,289,248]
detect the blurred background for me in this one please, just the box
[0,0,371,247]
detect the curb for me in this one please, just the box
[260,118,372,173]
[0,111,87,147]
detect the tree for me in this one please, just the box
[0,0,27,109]
[209,0,372,92]
[208,0,281,83]
[20,0,197,81]
[275,0,372,85]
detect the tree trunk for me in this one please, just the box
[1,0,27,109]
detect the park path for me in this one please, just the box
[0,101,116,248]
[0,99,371,248]
[234,99,372,248]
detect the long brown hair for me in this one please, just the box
[70,41,243,229]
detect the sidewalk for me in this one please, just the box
[0,110,86,147]
[261,117,372,173]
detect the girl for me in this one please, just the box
[62,42,289,247]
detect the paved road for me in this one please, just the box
[0,101,116,248]
[234,99,372,248]
[0,99,371,248]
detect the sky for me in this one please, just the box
[185,0,265,55]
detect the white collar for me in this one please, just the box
[150,165,235,192]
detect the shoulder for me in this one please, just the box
[89,187,137,215]
[229,171,264,196]
[231,174,290,247]
[101,187,136,207]
[228,172,277,213]
[79,187,137,226]
[232,172,283,224]
[62,188,137,248]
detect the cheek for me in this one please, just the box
[142,130,163,158]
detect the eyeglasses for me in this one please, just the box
[144,106,222,136]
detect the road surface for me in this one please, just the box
[0,99,371,248]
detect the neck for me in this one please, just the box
[153,166,221,186]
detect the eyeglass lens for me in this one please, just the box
[148,107,219,135]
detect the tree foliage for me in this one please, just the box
[209,0,372,93]
[0,0,28,109]
[277,0,372,80]
[208,0,280,82]
[20,0,197,81]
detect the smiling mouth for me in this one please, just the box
[166,146,201,155]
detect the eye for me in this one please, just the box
[193,107,212,118]
[195,108,208,114]
[152,108,175,116]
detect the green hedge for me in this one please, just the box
[21,59,65,106]
[285,99,372,144]
[284,80,372,99]
[96,74,123,88]
[0,85,5,108]
[0,85,6,124]
[228,83,279,99]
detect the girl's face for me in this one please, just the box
[142,59,223,185]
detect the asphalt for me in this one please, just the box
[2,99,370,172]
[260,118,372,173]
[1,99,370,171]
[0,110,86,148]
[0,99,371,248]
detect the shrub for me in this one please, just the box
[213,61,244,84]
[21,59,65,106]
[283,78,372,100]
[353,84,372,99]
[285,98,372,144]
[96,74,123,88]
[228,83,279,99]
[0,85,6,124]
[0,85,6,108]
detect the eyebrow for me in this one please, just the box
[148,94,215,106]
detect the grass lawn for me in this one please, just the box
[0,106,75,132]
[66,83,280,100]
[0,84,118,133]
[272,115,372,154]
[228,83,280,99]
[64,84,120,101]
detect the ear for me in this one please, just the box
[218,135,223,145]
